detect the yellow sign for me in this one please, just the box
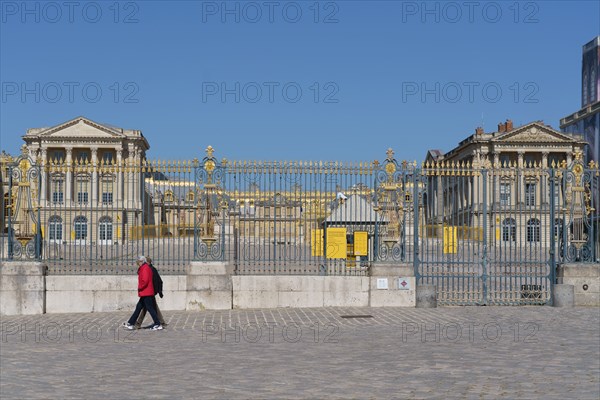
[443,227,457,254]
[326,228,347,259]
[354,231,368,256]
[311,229,323,256]
[495,227,500,241]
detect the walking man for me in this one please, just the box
[123,256,163,331]
[134,256,167,329]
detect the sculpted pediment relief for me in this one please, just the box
[37,117,125,140]
[492,123,575,144]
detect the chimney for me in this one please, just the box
[498,122,506,133]
[475,127,484,135]
[505,119,513,132]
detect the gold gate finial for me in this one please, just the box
[206,145,214,158]
[386,148,394,161]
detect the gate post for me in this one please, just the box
[7,165,13,260]
[549,168,557,289]
[482,169,488,304]
[413,168,420,281]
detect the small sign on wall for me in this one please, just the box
[376,278,389,290]
[398,278,410,290]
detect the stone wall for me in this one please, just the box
[1,260,416,314]
[559,263,600,306]
[0,262,46,315]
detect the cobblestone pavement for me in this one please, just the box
[1,307,599,399]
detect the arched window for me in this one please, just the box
[502,218,516,242]
[187,190,195,202]
[164,190,174,202]
[74,216,88,243]
[527,218,540,242]
[99,216,113,244]
[48,215,63,242]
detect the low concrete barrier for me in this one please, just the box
[369,264,416,307]
[0,262,46,315]
[416,285,437,308]
[186,262,232,310]
[45,275,186,313]
[552,284,574,307]
[232,275,369,308]
[559,264,600,307]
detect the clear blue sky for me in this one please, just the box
[1,0,599,163]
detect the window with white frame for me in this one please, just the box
[525,183,536,207]
[101,177,114,204]
[554,218,564,239]
[48,215,62,241]
[99,216,113,244]
[500,182,511,206]
[527,218,540,242]
[74,216,88,241]
[76,175,89,204]
[502,218,516,242]
[51,175,64,203]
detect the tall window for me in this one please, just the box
[502,218,516,242]
[101,152,114,165]
[99,216,113,244]
[525,183,536,207]
[554,218,564,239]
[76,151,90,164]
[48,216,63,242]
[51,175,64,203]
[74,216,88,242]
[51,150,65,163]
[101,178,114,204]
[527,218,540,242]
[76,176,89,204]
[4,193,11,221]
[500,183,511,206]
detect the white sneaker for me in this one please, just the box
[150,324,163,331]
[122,322,135,330]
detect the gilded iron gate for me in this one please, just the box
[413,153,598,305]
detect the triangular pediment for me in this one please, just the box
[37,117,125,139]
[491,122,576,143]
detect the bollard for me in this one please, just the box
[553,284,574,307]
[416,285,437,308]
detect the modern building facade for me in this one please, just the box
[561,36,600,165]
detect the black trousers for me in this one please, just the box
[127,296,160,326]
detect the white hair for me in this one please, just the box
[137,256,147,263]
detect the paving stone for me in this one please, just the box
[0,307,599,399]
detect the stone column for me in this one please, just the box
[91,147,98,204]
[134,149,141,210]
[127,144,135,209]
[116,149,123,205]
[40,148,47,205]
[517,150,524,205]
[65,147,73,203]
[493,151,500,203]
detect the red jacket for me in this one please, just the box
[137,263,155,297]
